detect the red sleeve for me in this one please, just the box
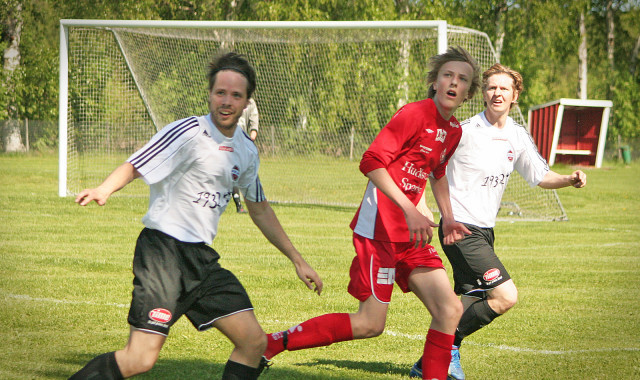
[359,106,419,175]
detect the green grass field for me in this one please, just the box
[1,153,639,379]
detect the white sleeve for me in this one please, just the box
[241,175,266,202]
[237,151,266,202]
[247,101,259,132]
[514,127,550,187]
[127,117,200,185]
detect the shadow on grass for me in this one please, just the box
[49,353,403,379]
[297,358,409,376]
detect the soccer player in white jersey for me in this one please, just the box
[263,47,481,380]
[409,63,587,380]
[69,52,323,380]
[232,98,260,213]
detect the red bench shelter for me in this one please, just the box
[528,98,612,168]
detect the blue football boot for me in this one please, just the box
[408,358,422,378]
[448,345,465,380]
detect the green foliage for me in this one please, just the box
[1,0,639,146]
[610,70,640,140]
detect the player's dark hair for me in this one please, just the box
[207,52,256,98]
[426,46,481,101]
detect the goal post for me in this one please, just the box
[59,19,567,221]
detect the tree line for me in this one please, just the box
[2,0,639,152]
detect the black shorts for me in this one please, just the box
[127,228,253,336]
[438,221,510,296]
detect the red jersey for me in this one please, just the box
[350,98,462,242]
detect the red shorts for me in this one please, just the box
[347,233,444,303]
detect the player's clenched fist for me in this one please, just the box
[570,170,587,188]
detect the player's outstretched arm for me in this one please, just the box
[75,163,141,206]
[538,170,587,189]
[244,199,323,295]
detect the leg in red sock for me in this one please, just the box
[422,329,454,380]
[264,313,353,359]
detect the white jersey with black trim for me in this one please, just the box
[447,112,549,228]
[127,114,265,244]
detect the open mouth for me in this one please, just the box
[446,90,457,97]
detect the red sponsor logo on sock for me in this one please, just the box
[149,308,172,323]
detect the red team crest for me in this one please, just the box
[231,165,240,181]
[507,150,514,162]
[483,268,501,282]
[149,308,172,323]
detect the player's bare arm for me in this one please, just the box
[75,162,141,206]
[416,191,435,223]
[365,168,437,247]
[428,175,471,245]
[244,199,324,295]
[538,170,587,189]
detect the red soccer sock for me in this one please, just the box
[265,313,353,359]
[422,329,455,380]
[264,331,286,360]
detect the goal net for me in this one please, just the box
[59,20,567,221]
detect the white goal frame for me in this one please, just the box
[58,19,448,197]
[58,19,567,221]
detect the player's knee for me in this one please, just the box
[351,317,385,338]
[502,290,518,311]
[440,298,464,323]
[452,297,464,320]
[493,287,518,314]
[361,323,385,338]
[237,328,267,356]
[123,351,158,375]
[254,331,268,354]
[137,356,158,374]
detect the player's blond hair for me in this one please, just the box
[482,63,523,108]
[426,46,481,101]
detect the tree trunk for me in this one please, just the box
[2,120,25,152]
[630,34,640,76]
[494,1,508,62]
[578,11,588,100]
[396,39,410,109]
[605,0,615,101]
[606,0,615,71]
[2,0,25,152]
[394,0,411,15]
[395,0,411,109]
[3,2,22,72]
[226,0,245,20]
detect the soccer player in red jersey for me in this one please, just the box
[264,47,481,380]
